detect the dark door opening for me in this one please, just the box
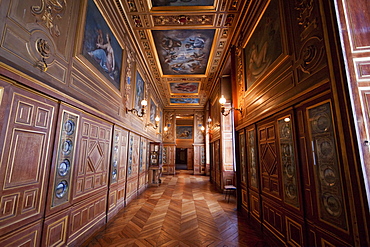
[176,148,187,170]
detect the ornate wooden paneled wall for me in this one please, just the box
[162,144,176,175]
[233,0,370,246]
[0,75,154,246]
[0,0,160,246]
[0,78,58,246]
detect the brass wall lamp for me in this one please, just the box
[219,95,242,116]
[146,116,160,129]
[126,99,147,117]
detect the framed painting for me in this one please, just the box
[169,82,199,94]
[134,71,145,113]
[244,0,282,89]
[81,0,123,90]
[176,126,193,139]
[170,98,200,105]
[152,29,215,76]
[149,98,157,124]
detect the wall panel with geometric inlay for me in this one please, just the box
[0,81,58,237]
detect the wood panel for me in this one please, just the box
[107,126,129,221]
[46,104,80,216]
[249,190,261,224]
[72,113,112,203]
[0,219,42,247]
[262,196,285,243]
[193,144,205,174]
[126,132,140,203]
[258,121,281,199]
[137,137,148,194]
[42,192,107,247]
[0,82,57,236]
[162,144,175,175]
[296,97,355,246]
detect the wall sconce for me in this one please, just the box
[207,117,220,130]
[146,116,160,129]
[200,125,205,131]
[126,99,147,117]
[164,126,168,132]
[219,95,242,116]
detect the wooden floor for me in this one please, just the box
[82,170,270,247]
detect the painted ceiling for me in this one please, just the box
[118,0,246,108]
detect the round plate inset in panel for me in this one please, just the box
[64,119,75,135]
[55,180,68,198]
[62,139,73,155]
[58,159,70,176]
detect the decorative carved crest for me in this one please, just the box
[35,38,50,71]
[31,0,67,37]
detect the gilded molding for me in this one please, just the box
[153,15,213,26]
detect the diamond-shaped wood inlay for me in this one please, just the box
[88,141,104,172]
[261,143,277,175]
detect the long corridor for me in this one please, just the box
[83,171,270,247]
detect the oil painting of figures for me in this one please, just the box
[82,0,122,90]
[244,0,282,89]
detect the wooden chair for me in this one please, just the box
[224,184,237,203]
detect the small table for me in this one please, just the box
[149,166,162,186]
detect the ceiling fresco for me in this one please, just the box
[152,0,215,7]
[169,82,199,94]
[119,0,246,108]
[152,29,215,75]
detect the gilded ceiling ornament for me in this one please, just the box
[225,14,234,26]
[31,0,66,37]
[127,0,137,12]
[153,15,212,26]
[132,15,142,27]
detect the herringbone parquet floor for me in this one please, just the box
[83,171,270,247]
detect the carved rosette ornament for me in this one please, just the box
[31,0,67,37]
[298,36,324,74]
[35,38,50,71]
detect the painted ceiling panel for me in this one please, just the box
[118,0,246,108]
[152,29,215,75]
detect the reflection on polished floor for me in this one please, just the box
[83,171,270,247]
